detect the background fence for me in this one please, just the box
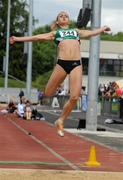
[42,95,120,116]
[0,89,120,117]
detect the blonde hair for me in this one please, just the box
[50,20,59,31]
[50,11,70,31]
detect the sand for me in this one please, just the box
[0,169,123,180]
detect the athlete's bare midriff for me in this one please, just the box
[57,39,81,60]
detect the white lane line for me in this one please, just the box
[65,128,123,138]
[8,119,80,171]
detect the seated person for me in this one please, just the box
[16,96,26,118]
[7,99,17,113]
[0,99,17,114]
[24,100,32,120]
[32,108,45,120]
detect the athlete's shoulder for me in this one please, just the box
[54,28,61,35]
[75,28,79,33]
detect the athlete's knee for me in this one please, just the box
[44,91,51,97]
[69,95,79,104]
[44,89,53,97]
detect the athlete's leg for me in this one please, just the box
[55,65,82,136]
[44,64,67,96]
[60,65,82,120]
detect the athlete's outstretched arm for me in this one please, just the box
[77,26,111,38]
[10,31,54,44]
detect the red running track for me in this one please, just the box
[0,114,123,171]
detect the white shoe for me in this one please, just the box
[104,118,114,124]
[57,130,64,137]
[55,119,64,137]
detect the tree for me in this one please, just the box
[101,32,123,41]
[0,0,29,80]
[32,25,57,80]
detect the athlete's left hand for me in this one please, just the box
[103,26,111,32]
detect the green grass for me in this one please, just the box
[0,77,26,88]
[0,71,52,89]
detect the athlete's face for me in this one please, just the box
[57,11,69,26]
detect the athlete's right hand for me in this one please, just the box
[10,36,16,44]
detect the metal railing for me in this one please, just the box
[42,95,120,116]
[98,97,119,116]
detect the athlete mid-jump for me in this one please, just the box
[10,11,111,137]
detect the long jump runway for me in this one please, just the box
[0,114,123,172]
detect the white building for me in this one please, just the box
[81,40,123,88]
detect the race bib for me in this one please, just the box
[59,30,77,38]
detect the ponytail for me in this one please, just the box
[50,20,59,31]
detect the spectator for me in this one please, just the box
[58,88,66,96]
[19,89,24,100]
[16,96,26,118]
[0,99,17,114]
[24,100,32,120]
[37,89,44,105]
[31,108,45,121]
[7,99,17,113]
[81,86,87,112]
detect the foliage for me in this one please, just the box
[32,70,52,90]
[80,27,123,42]
[101,32,123,42]
[32,26,56,80]
[0,0,29,80]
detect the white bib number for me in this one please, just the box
[59,30,77,37]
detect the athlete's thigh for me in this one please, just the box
[69,65,82,97]
[45,64,67,96]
